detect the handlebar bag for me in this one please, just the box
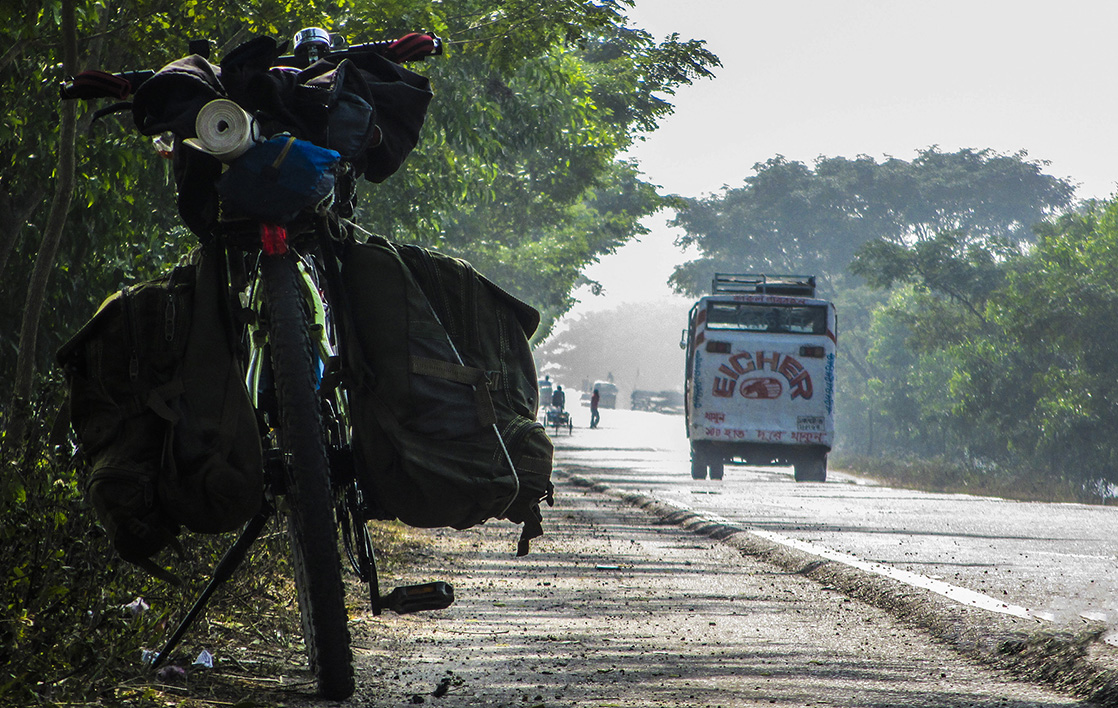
[131,54,224,137]
[215,135,340,223]
[56,248,263,582]
[130,36,433,235]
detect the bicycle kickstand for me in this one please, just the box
[150,504,275,669]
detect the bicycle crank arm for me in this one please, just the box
[379,581,454,614]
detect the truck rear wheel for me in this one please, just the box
[709,458,724,480]
[793,455,827,483]
[691,458,707,479]
[690,444,707,479]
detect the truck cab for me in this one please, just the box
[591,380,618,409]
[682,274,836,481]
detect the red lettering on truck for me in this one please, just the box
[709,350,814,400]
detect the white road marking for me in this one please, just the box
[657,498,1055,622]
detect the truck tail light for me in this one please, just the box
[706,340,731,353]
[799,345,825,358]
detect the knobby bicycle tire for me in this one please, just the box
[262,254,355,699]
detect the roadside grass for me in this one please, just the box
[89,521,425,708]
[831,453,1109,505]
[0,391,427,707]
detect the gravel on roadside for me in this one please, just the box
[333,472,1100,707]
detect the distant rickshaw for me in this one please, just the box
[545,406,573,435]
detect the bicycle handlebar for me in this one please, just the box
[60,31,442,101]
[275,34,444,67]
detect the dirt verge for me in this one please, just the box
[315,470,1099,707]
[558,468,1118,706]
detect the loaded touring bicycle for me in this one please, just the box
[58,26,553,700]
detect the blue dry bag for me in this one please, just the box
[216,136,340,223]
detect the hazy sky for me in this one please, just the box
[567,0,1118,316]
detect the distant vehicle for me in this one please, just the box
[591,380,618,409]
[681,274,836,482]
[630,389,684,414]
[538,378,554,409]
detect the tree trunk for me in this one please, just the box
[8,0,77,441]
[0,182,47,279]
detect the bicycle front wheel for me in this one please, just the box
[262,253,354,700]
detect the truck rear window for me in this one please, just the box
[706,303,827,334]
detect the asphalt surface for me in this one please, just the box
[343,474,1099,707]
[552,407,1118,633]
[300,403,1118,707]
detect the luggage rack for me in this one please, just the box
[712,273,816,297]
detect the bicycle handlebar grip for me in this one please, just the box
[383,33,440,62]
[60,69,152,100]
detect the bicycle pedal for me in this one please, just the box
[380,581,454,614]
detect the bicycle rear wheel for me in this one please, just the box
[262,253,354,700]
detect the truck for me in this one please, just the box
[630,389,684,414]
[681,274,836,482]
[591,380,618,409]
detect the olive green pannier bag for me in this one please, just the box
[339,236,554,555]
[57,251,263,581]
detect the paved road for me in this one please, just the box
[350,471,1091,707]
[551,407,1118,636]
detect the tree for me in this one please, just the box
[667,148,1075,297]
[846,198,1118,486]
[965,202,1118,481]
[846,228,1028,461]
[9,0,77,440]
[0,0,720,406]
[850,229,1014,330]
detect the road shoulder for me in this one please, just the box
[345,473,1094,706]
[559,467,1118,706]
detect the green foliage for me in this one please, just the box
[851,229,1013,330]
[667,148,1074,297]
[1,0,719,399]
[850,198,1118,489]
